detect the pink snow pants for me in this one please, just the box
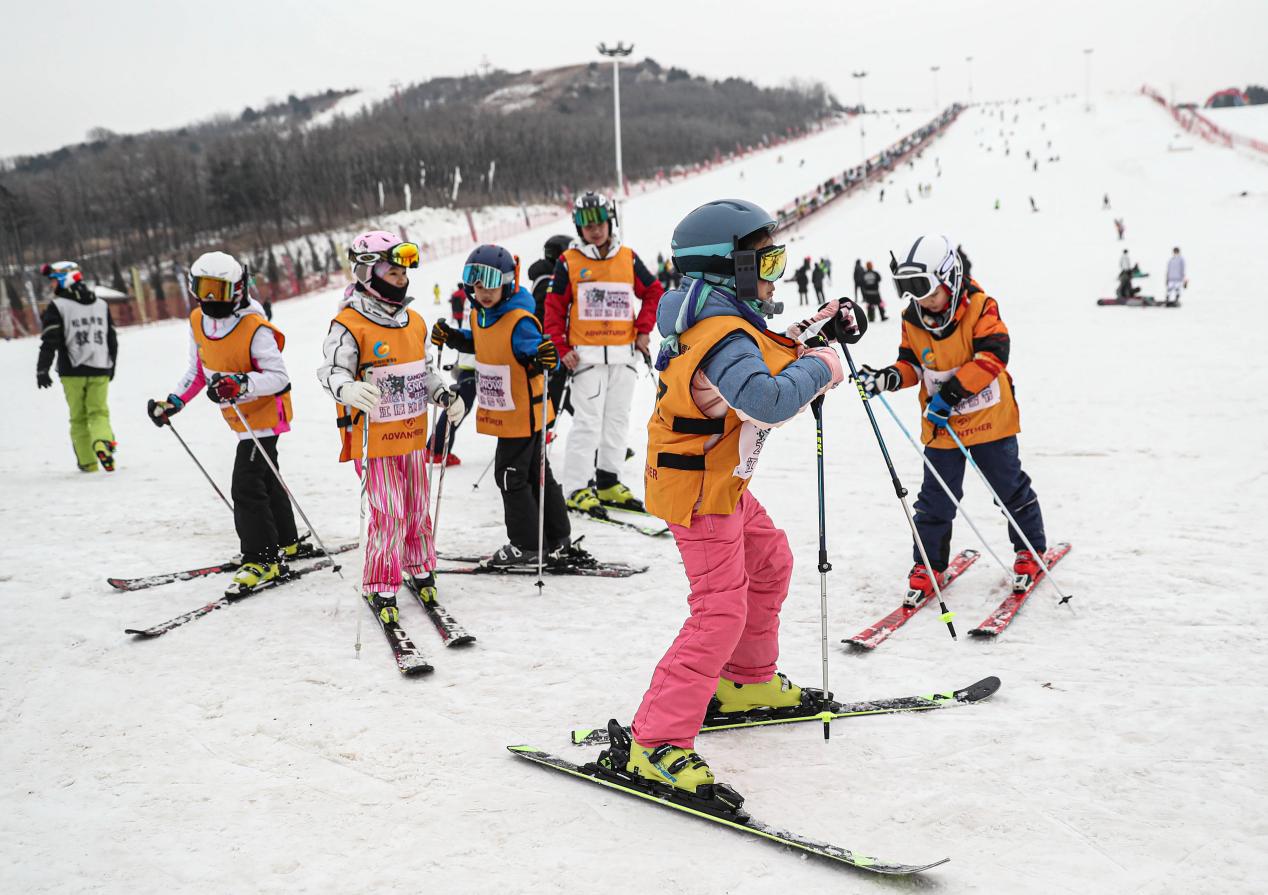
[631,491,794,748]
[360,449,436,592]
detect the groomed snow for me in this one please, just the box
[3,97,1266,894]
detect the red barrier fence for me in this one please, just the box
[1141,85,1268,156]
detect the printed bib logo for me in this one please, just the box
[922,366,1001,416]
[367,359,428,423]
[476,361,516,412]
[373,340,390,358]
[577,280,635,321]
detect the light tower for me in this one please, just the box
[597,42,634,196]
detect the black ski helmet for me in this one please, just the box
[543,234,572,263]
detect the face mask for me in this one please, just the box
[200,299,236,319]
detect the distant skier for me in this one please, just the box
[853,258,865,300]
[1114,218,1125,240]
[859,233,1049,601]
[149,252,300,594]
[811,258,826,303]
[1029,196,1039,212]
[36,261,118,472]
[1165,247,1187,306]
[1102,193,1111,210]
[788,257,811,306]
[432,282,441,306]
[859,260,887,322]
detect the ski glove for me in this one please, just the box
[786,298,867,345]
[147,394,184,427]
[338,381,381,414]
[925,392,954,429]
[431,319,452,348]
[207,372,250,402]
[37,370,53,389]
[533,337,560,371]
[858,364,902,397]
[445,394,466,427]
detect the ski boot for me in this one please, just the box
[597,720,745,817]
[547,536,598,570]
[281,535,321,561]
[595,482,646,514]
[227,561,281,595]
[93,439,117,472]
[405,571,438,604]
[424,448,461,466]
[904,563,945,608]
[366,591,399,624]
[1012,550,1043,594]
[708,672,829,724]
[566,486,609,519]
[482,543,538,569]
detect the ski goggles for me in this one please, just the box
[350,241,421,269]
[892,272,941,302]
[189,275,238,302]
[755,244,788,282]
[462,262,513,290]
[573,204,612,228]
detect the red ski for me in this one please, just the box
[844,549,979,651]
[969,542,1072,637]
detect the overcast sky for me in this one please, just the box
[3,0,1262,159]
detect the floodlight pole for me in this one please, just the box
[598,42,634,198]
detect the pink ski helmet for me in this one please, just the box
[347,230,420,305]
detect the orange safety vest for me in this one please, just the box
[333,306,430,462]
[472,307,553,438]
[563,245,638,346]
[190,308,292,434]
[645,314,798,527]
[903,289,1020,449]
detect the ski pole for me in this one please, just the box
[164,417,234,513]
[430,397,454,551]
[535,366,550,595]
[810,396,833,741]
[838,344,957,640]
[228,402,344,579]
[942,425,1072,606]
[874,393,1012,579]
[472,454,495,491]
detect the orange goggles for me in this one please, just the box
[350,242,421,269]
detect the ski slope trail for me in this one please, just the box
[1,97,1265,893]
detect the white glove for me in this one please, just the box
[338,381,381,413]
[445,394,466,427]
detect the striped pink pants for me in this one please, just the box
[360,449,436,592]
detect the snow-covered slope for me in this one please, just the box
[3,98,1266,894]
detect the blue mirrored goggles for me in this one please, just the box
[462,262,512,290]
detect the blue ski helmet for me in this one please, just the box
[461,244,519,301]
[671,199,781,316]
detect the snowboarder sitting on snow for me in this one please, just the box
[432,244,572,567]
[858,234,1048,600]
[624,199,861,802]
[36,261,118,473]
[318,231,464,622]
[149,252,300,594]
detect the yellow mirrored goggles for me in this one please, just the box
[351,242,421,269]
[190,275,236,302]
[756,244,787,282]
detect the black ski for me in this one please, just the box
[108,541,358,591]
[437,560,646,579]
[362,595,434,675]
[401,577,475,647]
[570,506,670,537]
[509,741,948,875]
[571,676,1001,746]
[125,561,334,638]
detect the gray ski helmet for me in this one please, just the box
[670,199,777,284]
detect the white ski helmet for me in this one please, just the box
[188,251,247,318]
[889,234,963,335]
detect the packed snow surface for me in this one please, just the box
[3,97,1266,894]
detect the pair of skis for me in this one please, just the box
[361,576,476,677]
[845,543,1072,650]
[512,676,1000,876]
[106,541,359,592]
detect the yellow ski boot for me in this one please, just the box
[714,671,804,714]
[566,486,609,519]
[627,740,717,794]
[227,561,280,595]
[595,482,646,513]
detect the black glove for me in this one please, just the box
[533,338,559,371]
[431,319,452,348]
[147,395,184,427]
[857,364,902,397]
[37,370,53,389]
[207,372,250,402]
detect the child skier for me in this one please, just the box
[317,231,464,623]
[147,252,300,594]
[543,192,664,518]
[36,262,118,472]
[432,244,571,566]
[858,233,1048,599]
[620,199,856,802]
